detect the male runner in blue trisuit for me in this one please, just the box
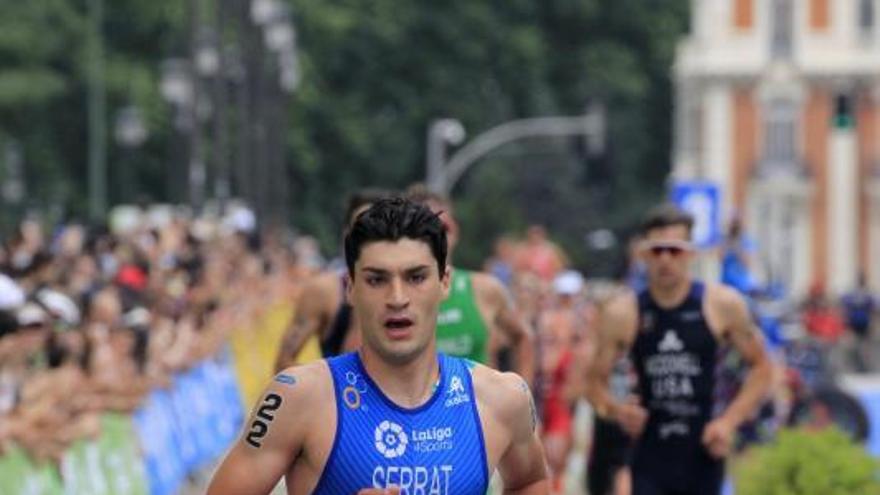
[208,198,549,494]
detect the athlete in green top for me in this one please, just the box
[408,185,535,385]
[437,268,489,362]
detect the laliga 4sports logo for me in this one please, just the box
[375,420,408,459]
[375,420,456,458]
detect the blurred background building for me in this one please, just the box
[672,0,880,298]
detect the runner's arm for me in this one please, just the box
[482,274,535,387]
[716,288,772,428]
[584,294,635,420]
[273,281,327,372]
[497,374,550,495]
[564,324,594,401]
[207,370,310,495]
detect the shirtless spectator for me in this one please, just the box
[484,235,521,289]
[521,225,568,282]
[1,304,100,462]
[536,270,590,493]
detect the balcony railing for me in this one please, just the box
[752,156,811,180]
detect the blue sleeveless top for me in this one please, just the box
[313,352,489,494]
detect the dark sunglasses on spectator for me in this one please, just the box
[643,241,693,257]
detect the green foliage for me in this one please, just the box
[735,428,880,495]
[0,69,67,106]
[0,0,181,217]
[288,0,690,266]
[0,0,690,268]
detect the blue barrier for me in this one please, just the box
[133,347,244,495]
[134,389,186,495]
[840,374,880,457]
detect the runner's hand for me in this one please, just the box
[613,396,648,438]
[357,488,400,495]
[701,417,735,459]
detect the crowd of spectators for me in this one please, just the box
[0,204,310,465]
[714,216,878,373]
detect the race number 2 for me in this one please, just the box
[246,393,283,448]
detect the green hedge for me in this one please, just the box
[735,428,880,495]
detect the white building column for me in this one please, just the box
[788,182,814,298]
[827,128,859,295]
[869,179,880,290]
[871,87,880,291]
[672,79,701,181]
[693,0,724,43]
[703,84,733,219]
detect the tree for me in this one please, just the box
[0,0,183,221]
[0,0,691,272]
[286,0,690,270]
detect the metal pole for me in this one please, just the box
[214,0,231,209]
[426,121,447,194]
[188,0,206,211]
[267,77,286,227]
[437,114,604,196]
[120,150,134,201]
[236,0,259,213]
[252,29,268,225]
[87,0,106,220]
[426,119,465,194]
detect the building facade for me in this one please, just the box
[672,0,880,297]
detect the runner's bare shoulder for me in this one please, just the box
[470,363,532,427]
[470,271,507,299]
[702,282,750,338]
[470,272,516,317]
[601,289,639,341]
[296,271,343,315]
[251,360,334,448]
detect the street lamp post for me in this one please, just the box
[250,0,281,25]
[240,0,298,225]
[187,0,208,212]
[113,106,148,202]
[426,119,466,195]
[87,0,107,221]
[160,59,193,107]
[868,164,880,289]
[426,103,606,195]
[160,58,193,204]
[158,0,298,222]
[2,140,25,231]
[159,1,221,212]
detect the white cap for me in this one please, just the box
[35,289,81,326]
[0,274,25,310]
[109,204,144,236]
[224,203,257,233]
[553,270,584,296]
[17,303,48,327]
[122,307,151,328]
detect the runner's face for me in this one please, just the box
[348,239,450,365]
[641,225,693,289]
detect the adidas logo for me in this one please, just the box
[658,330,684,353]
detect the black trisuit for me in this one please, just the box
[630,281,724,495]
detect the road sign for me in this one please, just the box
[670,181,721,249]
